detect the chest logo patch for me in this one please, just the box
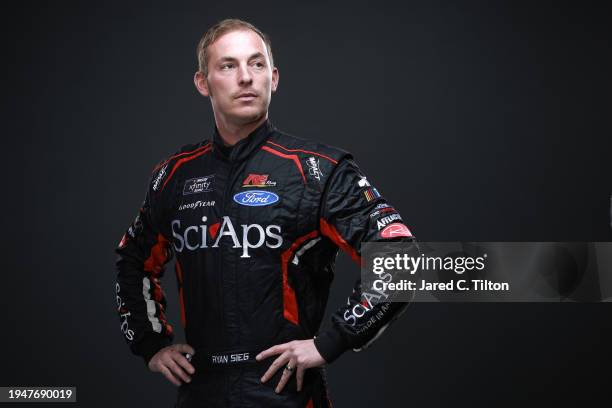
[233,190,279,207]
[242,173,277,187]
[183,175,214,195]
[306,157,323,181]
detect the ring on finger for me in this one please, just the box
[285,364,294,372]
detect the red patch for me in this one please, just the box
[380,223,412,239]
[243,174,269,186]
[209,222,221,240]
[118,233,128,248]
[380,207,396,214]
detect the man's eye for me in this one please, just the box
[221,64,234,70]
[253,61,264,68]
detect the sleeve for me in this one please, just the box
[114,164,175,366]
[313,158,418,364]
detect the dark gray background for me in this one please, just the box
[3,1,611,407]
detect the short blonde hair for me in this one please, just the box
[197,19,274,77]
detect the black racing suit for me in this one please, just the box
[115,119,417,407]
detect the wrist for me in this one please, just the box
[313,328,350,364]
[133,332,172,366]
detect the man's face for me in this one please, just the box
[195,29,279,126]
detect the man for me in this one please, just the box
[115,19,417,407]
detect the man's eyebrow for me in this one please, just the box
[247,52,265,60]
[216,53,265,64]
[217,56,238,63]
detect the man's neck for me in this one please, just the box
[215,114,268,146]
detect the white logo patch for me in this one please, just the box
[306,157,323,181]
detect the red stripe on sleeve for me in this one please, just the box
[176,260,187,328]
[280,231,320,325]
[320,218,361,265]
[143,233,173,332]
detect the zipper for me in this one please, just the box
[221,149,239,344]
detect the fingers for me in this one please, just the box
[256,343,286,361]
[166,359,192,384]
[170,348,196,376]
[149,344,197,387]
[175,353,196,376]
[275,358,297,394]
[259,340,325,394]
[173,343,195,355]
[296,365,305,392]
[260,350,290,383]
[160,365,182,387]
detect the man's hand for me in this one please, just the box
[148,344,196,387]
[256,339,326,393]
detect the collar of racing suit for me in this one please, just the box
[212,119,275,162]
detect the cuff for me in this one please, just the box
[314,326,351,364]
[131,332,172,366]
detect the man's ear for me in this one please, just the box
[194,71,210,97]
[271,67,279,93]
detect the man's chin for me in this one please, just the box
[229,108,267,125]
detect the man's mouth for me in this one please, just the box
[236,92,258,101]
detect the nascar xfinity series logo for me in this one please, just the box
[233,191,279,207]
[171,216,282,258]
[183,175,214,195]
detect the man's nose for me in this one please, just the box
[238,63,252,85]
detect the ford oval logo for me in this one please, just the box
[233,190,279,207]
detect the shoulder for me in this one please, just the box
[149,139,212,193]
[263,129,352,183]
[267,130,351,163]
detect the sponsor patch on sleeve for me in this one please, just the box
[380,223,413,238]
[363,188,381,202]
[152,164,168,191]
